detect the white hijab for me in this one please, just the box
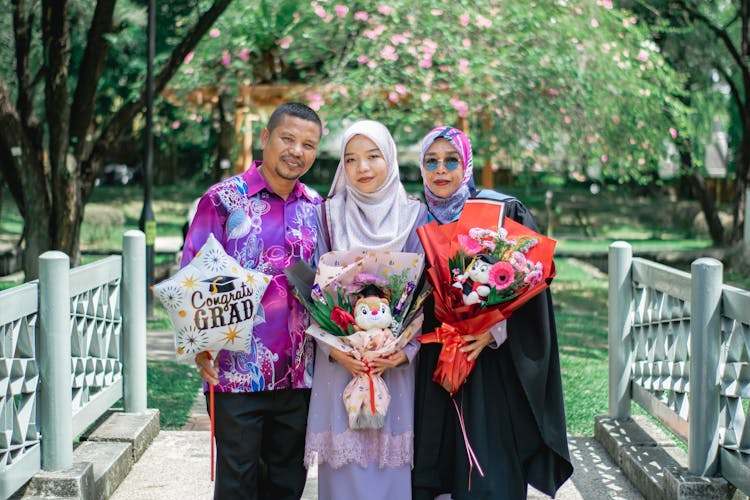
[326,120,421,252]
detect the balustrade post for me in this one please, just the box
[608,241,633,419]
[39,251,72,470]
[122,230,147,413]
[689,258,722,476]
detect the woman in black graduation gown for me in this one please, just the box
[412,126,573,500]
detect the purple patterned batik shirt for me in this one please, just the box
[182,161,320,392]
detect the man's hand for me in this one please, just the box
[195,351,219,386]
[330,348,366,377]
[460,331,493,361]
[369,350,408,376]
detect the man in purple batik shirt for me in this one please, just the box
[184,102,322,500]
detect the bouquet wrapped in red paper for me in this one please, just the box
[286,250,429,430]
[417,199,556,395]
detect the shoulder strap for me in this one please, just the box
[320,200,332,250]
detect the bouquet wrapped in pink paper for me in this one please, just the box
[288,250,428,429]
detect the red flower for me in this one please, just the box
[331,306,355,332]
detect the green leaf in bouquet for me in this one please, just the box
[448,249,470,278]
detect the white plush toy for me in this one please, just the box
[342,294,394,429]
[353,296,393,331]
[452,255,494,305]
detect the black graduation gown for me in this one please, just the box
[412,193,573,500]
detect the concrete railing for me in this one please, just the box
[0,230,147,498]
[608,241,750,496]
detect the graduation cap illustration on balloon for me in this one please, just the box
[202,275,238,295]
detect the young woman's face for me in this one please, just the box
[422,138,464,198]
[344,135,389,193]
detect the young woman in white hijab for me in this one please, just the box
[304,120,427,499]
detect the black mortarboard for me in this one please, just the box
[476,253,499,264]
[202,276,237,294]
[358,283,385,298]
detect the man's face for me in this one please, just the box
[260,115,320,184]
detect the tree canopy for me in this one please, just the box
[170,0,685,184]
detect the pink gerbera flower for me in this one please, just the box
[488,262,515,290]
[458,234,482,256]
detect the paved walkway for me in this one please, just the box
[110,328,643,499]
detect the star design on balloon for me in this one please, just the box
[222,325,242,345]
[180,273,198,291]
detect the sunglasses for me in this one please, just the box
[424,157,461,171]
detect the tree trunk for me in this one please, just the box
[678,140,726,245]
[22,195,53,280]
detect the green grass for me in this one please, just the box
[557,238,713,254]
[147,359,202,429]
[552,258,610,436]
[148,302,173,330]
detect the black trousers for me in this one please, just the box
[210,389,310,500]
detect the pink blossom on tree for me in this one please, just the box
[421,93,431,103]
[388,92,399,103]
[306,92,325,111]
[669,128,678,139]
[221,53,231,67]
[311,1,326,18]
[449,97,469,117]
[460,14,470,26]
[238,48,250,61]
[278,36,294,49]
[395,84,407,95]
[378,5,394,15]
[184,51,195,64]
[334,5,349,17]
[391,33,409,45]
[380,45,398,61]
[476,15,492,28]
[354,11,369,21]
[459,58,469,74]
[209,28,221,38]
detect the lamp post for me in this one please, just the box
[139,0,156,319]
